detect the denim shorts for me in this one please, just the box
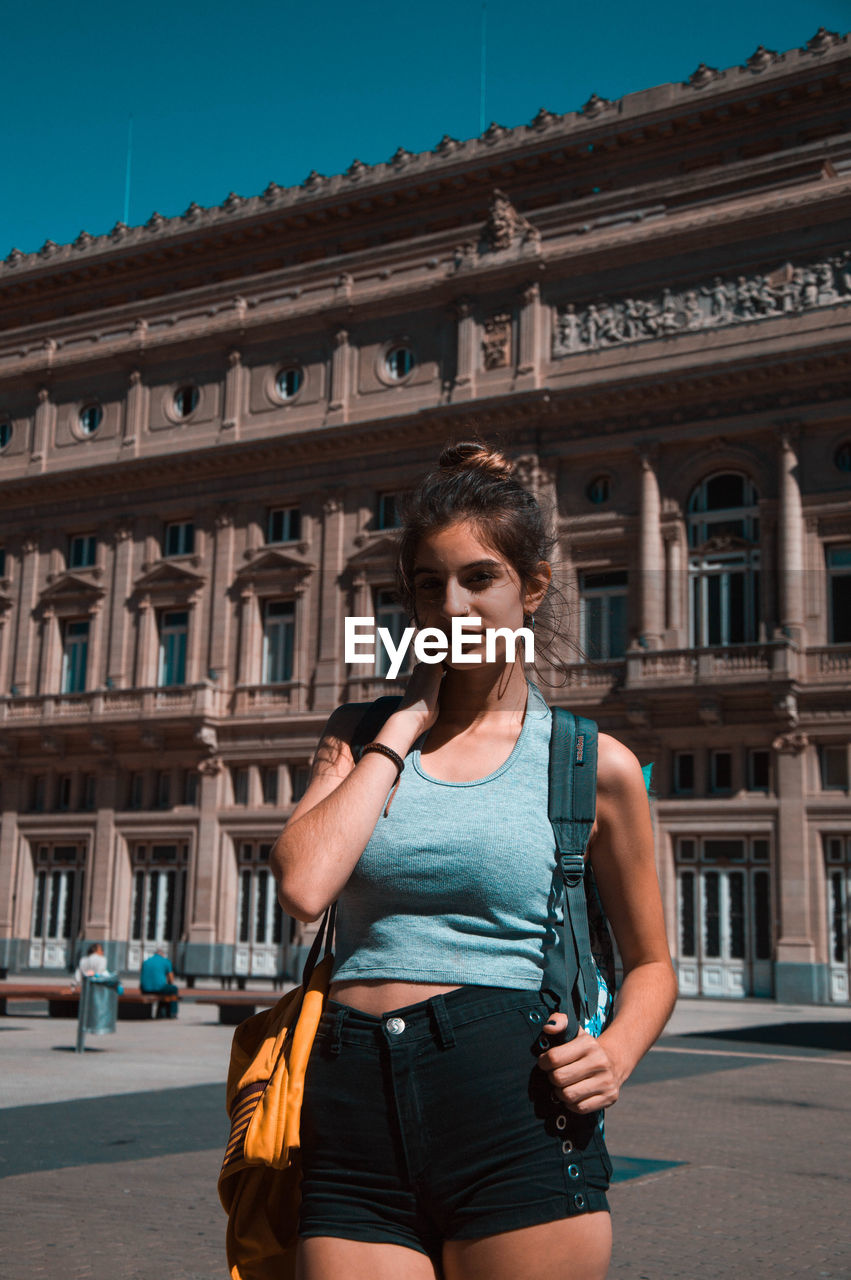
[298,985,612,1260]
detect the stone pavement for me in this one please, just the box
[0,994,848,1279]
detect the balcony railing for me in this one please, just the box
[230,682,308,715]
[626,642,798,686]
[0,683,226,724]
[805,646,851,683]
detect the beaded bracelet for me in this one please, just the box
[360,741,404,816]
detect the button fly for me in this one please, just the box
[386,1017,406,1035]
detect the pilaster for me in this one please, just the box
[516,282,542,387]
[12,537,41,695]
[208,511,234,681]
[777,429,805,646]
[222,349,243,436]
[313,493,346,710]
[637,447,664,649]
[327,329,350,422]
[106,525,135,689]
[85,768,118,935]
[453,299,476,400]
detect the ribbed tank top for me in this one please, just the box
[331,679,561,989]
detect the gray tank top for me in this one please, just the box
[331,679,561,989]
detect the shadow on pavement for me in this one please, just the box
[688,1022,851,1052]
[0,1084,228,1179]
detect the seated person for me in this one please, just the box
[72,942,108,989]
[140,949,180,1019]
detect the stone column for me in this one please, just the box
[208,511,234,682]
[777,431,805,646]
[123,370,144,455]
[222,349,243,436]
[38,607,61,695]
[664,529,685,643]
[0,770,22,969]
[313,494,346,710]
[135,597,158,688]
[12,537,41,695]
[328,329,350,421]
[30,387,52,470]
[106,525,135,689]
[237,586,261,686]
[638,449,664,649]
[85,767,118,936]
[772,731,825,1001]
[86,603,105,691]
[184,759,223,975]
[454,299,476,399]
[186,593,204,686]
[517,282,542,387]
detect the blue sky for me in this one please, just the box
[2,1,847,257]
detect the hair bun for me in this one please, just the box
[437,440,515,482]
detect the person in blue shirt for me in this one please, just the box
[140,949,179,1018]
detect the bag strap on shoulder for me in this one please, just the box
[546,706,599,1037]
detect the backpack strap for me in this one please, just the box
[545,706,599,1039]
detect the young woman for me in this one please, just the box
[272,440,677,1280]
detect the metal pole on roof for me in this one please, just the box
[479,4,487,135]
[123,117,134,226]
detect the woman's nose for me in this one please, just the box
[440,580,470,619]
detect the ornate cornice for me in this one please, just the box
[0,32,847,288]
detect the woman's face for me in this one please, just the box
[411,520,547,667]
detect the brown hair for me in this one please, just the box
[395,436,569,679]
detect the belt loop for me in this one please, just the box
[429,994,456,1050]
[329,1007,348,1056]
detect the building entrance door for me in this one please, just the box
[234,842,287,978]
[29,844,86,969]
[676,837,772,998]
[127,843,188,971]
[824,836,850,1002]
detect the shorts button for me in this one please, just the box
[385,1017,406,1035]
[573,1193,586,1209]
[538,1035,550,1050]
[562,1140,574,1154]
[567,1163,580,1179]
[556,1115,568,1131]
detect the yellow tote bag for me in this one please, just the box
[218,950,333,1280]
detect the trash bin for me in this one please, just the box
[76,973,123,1052]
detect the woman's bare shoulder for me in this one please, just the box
[596,732,647,796]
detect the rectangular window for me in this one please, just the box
[129,772,145,811]
[579,571,628,661]
[266,507,301,544]
[374,587,413,677]
[61,619,89,694]
[827,545,851,643]
[820,745,849,791]
[710,751,732,793]
[182,769,198,806]
[376,492,402,530]
[673,752,695,794]
[232,767,249,806]
[69,534,97,569]
[157,610,188,686]
[748,749,770,792]
[0,547,5,578]
[262,600,294,684]
[164,521,195,558]
[262,766,279,806]
[81,774,97,812]
[290,764,310,803]
[30,775,46,813]
[56,774,73,812]
[703,838,746,862]
[155,770,171,810]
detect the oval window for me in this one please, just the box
[78,404,103,435]
[385,346,415,380]
[586,475,610,505]
[275,368,303,401]
[173,385,199,418]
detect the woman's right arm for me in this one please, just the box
[271,663,443,922]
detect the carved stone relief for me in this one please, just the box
[553,250,851,357]
[482,313,512,369]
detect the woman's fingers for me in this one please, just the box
[538,1026,621,1111]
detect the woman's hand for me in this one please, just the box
[396,659,446,735]
[536,1013,625,1113]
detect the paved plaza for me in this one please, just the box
[0,990,848,1279]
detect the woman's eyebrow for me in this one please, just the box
[412,559,502,577]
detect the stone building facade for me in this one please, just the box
[0,31,849,1001]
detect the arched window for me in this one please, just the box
[688,473,760,647]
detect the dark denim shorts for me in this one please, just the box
[298,985,612,1260]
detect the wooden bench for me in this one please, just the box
[0,984,178,1019]
[192,990,283,1026]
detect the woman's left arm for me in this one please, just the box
[537,733,678,1114]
